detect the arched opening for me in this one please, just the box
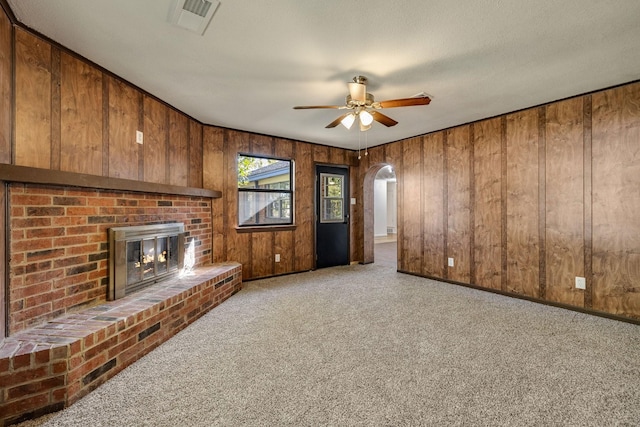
[363,162,397,268]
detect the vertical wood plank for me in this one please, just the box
[60,53,103,175]
[422,132,445,277]
[274,139,295,274]
[446,126,471,283]
[50,48,61,170]
[15,29,51,168]
[473,118,502,290]
[329,147,345,165]
[108,77,139,180]
[226,130,252,279]
[294,142,314,271]
[0,9,11,164]
[143,96,168,184]
[360,150,374,264]
[545,98,585,306]
[251,232,274,278]
[401,137,422,273]
[385,142,404,268]
[592,83,640,318]
[189,120,203,188]
[367,145,385,167]
[583,95,593,309]
[169,109,189,186]
[313,144,329,163]
[203,126,226,263]
[250,134,274,156]
[506,109,540,298]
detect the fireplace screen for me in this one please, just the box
[109,223,185,300]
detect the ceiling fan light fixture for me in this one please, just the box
[341,113,356,129]
[359,121,372,132]
[360,110,373,126]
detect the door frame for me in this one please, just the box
[314,163,350,269]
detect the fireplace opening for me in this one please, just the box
[109,223,185,300]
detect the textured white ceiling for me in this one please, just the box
[8,0,640,150]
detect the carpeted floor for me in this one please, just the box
[17,264,639,426]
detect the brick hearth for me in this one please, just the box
[0,262,241,426]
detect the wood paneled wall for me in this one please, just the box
[369,81,640,320]
[0,6,11,165]
[202,128,355,280]
[12,29,202,187]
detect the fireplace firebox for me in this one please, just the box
[108,223,185,300]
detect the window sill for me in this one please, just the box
[235,225,297,233]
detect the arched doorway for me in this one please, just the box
[363,163,397,268]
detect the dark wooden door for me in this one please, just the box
[315,165,349,268]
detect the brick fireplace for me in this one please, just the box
[7,183,213,335]
[1,175,242,425]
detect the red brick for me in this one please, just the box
[51,360,68,375]
[53,196,86,206]
[52,215,87,226]
[12,195,52,205]
[66,225,98,235]
[53,255,88,269]
[66,206,99,216]
[12,238,53,252]
[25,269,64,285]
[2,366,48,385]
[26,227,65,239]
[53,235,89,247]
[1,393,50,422]
[8,375,65,400]
[51,346,68,361]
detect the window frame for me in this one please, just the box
[236,153,295,229]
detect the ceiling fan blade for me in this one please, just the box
[326,113,351,128]
[377,96,431,108]
[372,111,398,127]
[293,105,343,109]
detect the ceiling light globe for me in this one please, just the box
[360,110,374,126]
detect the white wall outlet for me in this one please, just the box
[575,276,586,290]
[275,254,280,262]
[136,130,144,144]
[448,257,454,267]
[351,198,356,205]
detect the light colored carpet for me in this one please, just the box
[18,264,640,426]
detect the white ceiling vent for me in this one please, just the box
[170,0,220,35]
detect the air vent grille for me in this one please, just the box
[169,0,220,35]
[182,0,212,18]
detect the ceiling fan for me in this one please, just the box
[293,76,431,131]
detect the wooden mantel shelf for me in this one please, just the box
[0,164,221,198]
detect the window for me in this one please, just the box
[237,154,294,227]
[320,173,344,223]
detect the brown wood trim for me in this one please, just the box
[0,0,17,24]
[583,95,593,309]
[0,164,221,198]
[235,225,297,233]
[397,269,640,325]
